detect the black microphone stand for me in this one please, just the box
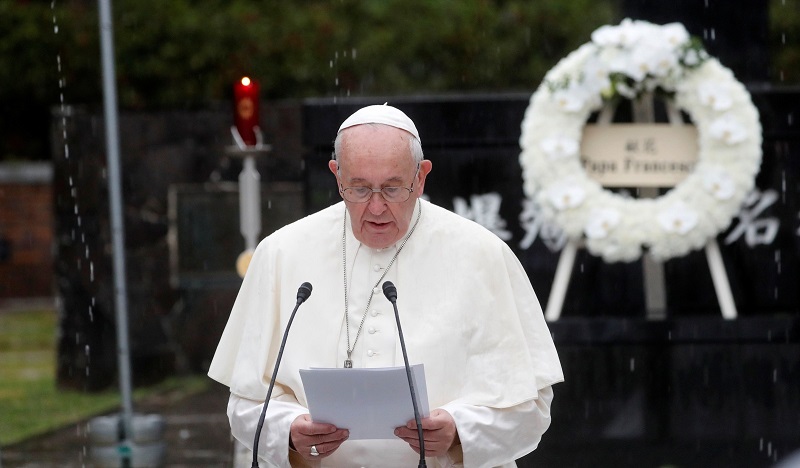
[251,282,312,468]
[383,281,427,468]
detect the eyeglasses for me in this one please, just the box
[339,165,419,203]
[340,184,415,203]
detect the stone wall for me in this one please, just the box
[50,102,305,389]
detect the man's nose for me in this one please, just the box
[367,191,387,214]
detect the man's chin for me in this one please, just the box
[360,228,398,249]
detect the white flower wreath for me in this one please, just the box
[519,19,762,262]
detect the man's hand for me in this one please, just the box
[394,409,460,457]
[290,414,349,461]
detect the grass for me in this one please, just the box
[0,307,209,447]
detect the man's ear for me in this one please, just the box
[328,159,339,178]
[416,160,433,195]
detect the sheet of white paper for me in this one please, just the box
[299,364,429,440]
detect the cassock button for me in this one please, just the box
[368,327,376,334]
[372,287,381,295]
[367,350,375,357]
[370,310,378,317]
[373,264,381,272]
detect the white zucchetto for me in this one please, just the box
[337,104,420,142]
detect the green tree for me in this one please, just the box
[1,0,797,160]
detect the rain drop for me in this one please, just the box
[781,170,787,203]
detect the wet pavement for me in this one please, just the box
[1,380,235,468]
[4,378,796,468]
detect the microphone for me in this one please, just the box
[382,281,426,468]
[251,282,313,468]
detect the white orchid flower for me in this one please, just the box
[709,114,748,144]
[701,168,736,200]
[697,83,733,111]
[581,57,612,94]
[546,183,586,210]
[657,204,699,235]
[552,85,593,113]
[540,136,580,160]
[585,208,622,239]
[683,49,702,66]
[660,23,690,47]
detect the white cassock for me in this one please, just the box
[208,199,564,468]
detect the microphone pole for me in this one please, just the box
[251,282,313,468]
[383,281,426,468]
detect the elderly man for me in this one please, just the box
[208,104,563,467]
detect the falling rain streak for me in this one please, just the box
[330,48,357,100]
[51,1,95,461]
[52,1,95,311]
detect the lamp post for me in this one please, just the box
[229,77,270,277]
[97,0,134,462]
[92,1,165,466]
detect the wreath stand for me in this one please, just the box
[544,94,738,321]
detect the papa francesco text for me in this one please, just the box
[581,157,696,175]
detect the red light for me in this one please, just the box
[233,77,260,146]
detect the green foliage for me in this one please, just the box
[2,0,618,110]
[770,0,800,83]
[0,308,209,447]
[2,0,797,160]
